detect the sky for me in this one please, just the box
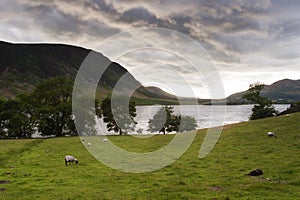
[1,0,300,98]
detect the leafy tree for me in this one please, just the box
[243,82,278,120]
[148,106,172,134]
[178,115,197,132]
[148,106,197,134]
[72,97,101,136]
[0,95,35,139]
[0,77,103,138]
[100,96,137,135]
[32,77,76,136]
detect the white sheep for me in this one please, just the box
[65,155,78,166]
[87,142,91,147]
[267,132,276,137]
[103,138,108,142]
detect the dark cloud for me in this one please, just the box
[94,0,117,14]
[85,0,118,15]
[4,0,297,63]
[166,14,192,35]
[19,1,120,41]
[25,4,81,35]
[107,5,193,35]
[122,7,158,23]
[0,0,299,96]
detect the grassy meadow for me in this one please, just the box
[0,113,299,199]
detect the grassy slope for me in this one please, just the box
[0,113,299,199]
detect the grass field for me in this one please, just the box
[0,113,299,199]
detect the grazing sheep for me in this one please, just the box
[103,138,108,142]
[267,132,276,137]
[247,169,263,176]
[65,155,78,166]
[87,142,91,147]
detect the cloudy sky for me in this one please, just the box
[1,0,300,98]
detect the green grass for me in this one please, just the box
[0,113,300,199]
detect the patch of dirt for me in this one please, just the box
[0,188,6,191]
[207,186,224,191]
[0,180,10,184]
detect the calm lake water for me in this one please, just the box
[97,104,290,135]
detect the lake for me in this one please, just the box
[97,104,290,135]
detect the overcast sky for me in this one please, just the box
[1,0,300,98]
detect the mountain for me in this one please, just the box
[262,79,300,102]
[226,79,300,104]
[0,41,178,104]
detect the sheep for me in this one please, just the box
[246,169,263,176]
[65,155,78,166]
[267,132,276,137]
[87,142,91,147]
[103,138,108,142]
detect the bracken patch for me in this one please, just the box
[0,180,10,184]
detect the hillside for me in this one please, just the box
[0,113,299,199]
[0,41,177,104]
[227,79,300,104]
[262,79,300,102]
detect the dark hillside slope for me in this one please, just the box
[0,41,176,102]
[262,79,300,102]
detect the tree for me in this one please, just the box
[148,106,171,134]
[32,77,76,136]
[178,115,197,132]
[243,82,278,120]
[100,96,137,135]
[72,97,101,136]
[0,95,35,139]
[148,106,197,134]
[0,77,104,138]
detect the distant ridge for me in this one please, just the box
[226,79,300,104]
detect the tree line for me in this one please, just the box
[0,77,76,138]
[0,77,197,139]
[1,77,275,139]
